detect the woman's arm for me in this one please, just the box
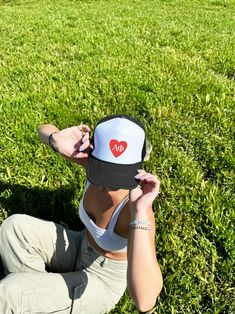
[127,170,163,312]
[37,124,91,170]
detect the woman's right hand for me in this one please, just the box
[50,125,92,164]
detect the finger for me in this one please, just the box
[74,132,90,150]
[129,186,143,201]
[79,139,90,152]
[134,172,152,180]
[136,169,146,174]
[135,174,160,188]
[74,152,89,159]
[70,154,89,164]
[135,171,159,182]
[82,132,90,143]
[134,169,146,180]
[78,124,91,133]
[139,175,157,184]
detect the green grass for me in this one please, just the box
[0,0,234,312]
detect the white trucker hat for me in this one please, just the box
[87,114,146,189]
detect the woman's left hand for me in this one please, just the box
[51,125,91,162]
[129,170,160,211]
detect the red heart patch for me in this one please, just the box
[109,140,127,158]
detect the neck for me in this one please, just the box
[96,185,129,202]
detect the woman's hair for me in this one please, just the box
[144,140,152,161]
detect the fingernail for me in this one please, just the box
[134,174,141,179]
[79,145,85,152]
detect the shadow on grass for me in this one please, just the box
[0,181,84,231]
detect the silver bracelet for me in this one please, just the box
[129,219,150,226]
[130,225,151,231]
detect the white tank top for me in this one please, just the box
[79,182,128,252]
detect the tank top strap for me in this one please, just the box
[84,181,90,191]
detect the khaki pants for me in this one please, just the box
[0,214,127,314]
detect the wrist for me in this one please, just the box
[129,219,151,231]
[48,132,58,151]
[130,205,152,218]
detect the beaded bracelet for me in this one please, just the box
[130,225,151,231]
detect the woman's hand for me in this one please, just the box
[37,124,92,168]
[51,125,92,163]
[129,170,160,211]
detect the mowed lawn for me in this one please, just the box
[0,0,234,313]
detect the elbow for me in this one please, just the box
[134,278,163,313]
[136,299,158,313]
[136,301,156,313]
[37,125,45,137]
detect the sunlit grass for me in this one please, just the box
[0,0,234,312]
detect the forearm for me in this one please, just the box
[127,209,163,312]
[37,124,59,146]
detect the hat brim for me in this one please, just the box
[87,155,142,190]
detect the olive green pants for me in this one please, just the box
[0,214,127,314]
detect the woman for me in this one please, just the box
[0,114,163,314]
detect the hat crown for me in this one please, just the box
[92,117,145,165]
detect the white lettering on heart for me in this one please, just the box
[112,144,125,152]
[109,140,127,157]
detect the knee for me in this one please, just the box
[0,214,27,246]
[1,214,26,235]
